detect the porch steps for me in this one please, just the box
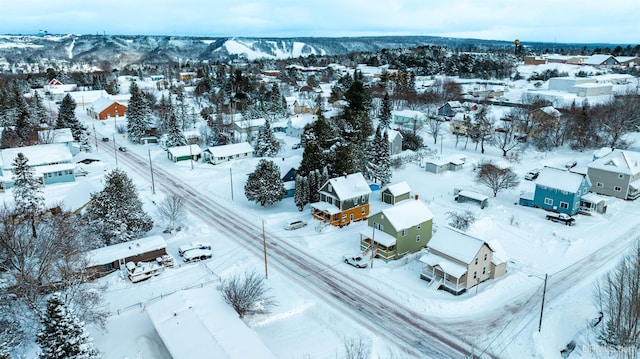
[429,278,443,291]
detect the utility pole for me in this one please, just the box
[230,168,234,201]
[538,273,548,332]
[148,149,155,194]
[93,123,98,151]
[189,144,194,170]
[262,220,268,279]
[113,133,118,166]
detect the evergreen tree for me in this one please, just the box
[14,89,38,145]
[254,120,279,157]
[365,126,382,181]
[298,142,323,177]
[380,93,392,129]
[333,144,358,177]
[164,114,188,148]
[31,91,50,125]
[85,168,153,245]
[307,170,319,203]
[376,131,392,186]
[126,82,152,143]
[244,159,286,206]
[56,94,86,143]
[0,127,20,149]
[12,152,44,238]
[293,174,308,211]
[36,293,99,359]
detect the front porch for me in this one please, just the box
[418,252,468,295]
[359,236,396,261]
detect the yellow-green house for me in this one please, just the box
[360,199,433,261]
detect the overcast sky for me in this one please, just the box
[2,0,638,45]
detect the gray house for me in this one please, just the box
[387,129,403,155]
[587,149,640,200]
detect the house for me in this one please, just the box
[616,56,640,67]
[380,181,411,205]
[0,143,76,190]
[419,226,507,295]
[587,148,640,200]
[523,56,547,65]
[525,106,561,137]
[275,157,300,198]
[531,166,591,215]
[310,173,371,227]
[37,127,79,155]
[387,129,403,155]
[202,142,254,165]
[86,235,167,278]
[583,55,620,67]
[145,287,277,359]
[167,144,202,163]
[359,198,433,261]
[86,97,127,120]
[437,101,463,117]
[391,109,427,128]
[424,154,466,173]
[285,114,316,138]
[233,118,265,142]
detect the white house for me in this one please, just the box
[286,114,316,138]
[202,142,254,165]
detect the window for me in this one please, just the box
[475,258,478,265]
[417,223,421,230]
[374,222,383,231]
[361,207,365,214]
[618,173,625,179]
[402,229,407,236]
[596,182,604,188]
[328,184,332,192]
[614,186,622,192]
[327,198,332,205]
[484,253,488,261]
[544,198,553,205]
[583,188,588,194]
[416,235,421,242]
[473,271,477,279]
[482,267,486,275]
[342,214,347,220]
[560,201,569,209]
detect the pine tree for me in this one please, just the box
[365,126,382,181]
[294,174,307,211]
[333,144,358,177]
[377,131,393,186]
[244,159,286,206]
[254,120,279,157]
[14,89,38,145]
[380,93,392,129]
[298,142,323,177]
[126,82,152,143]
[164,113,188,148]
[36,293,100,359]
[56,94,86,143]
[12,152,44,238]
[85,168,153,245]
[31,91,51,125]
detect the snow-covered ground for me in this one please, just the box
[11,62,639,358]
[62,111,638,358]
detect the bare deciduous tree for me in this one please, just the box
[475,161,520,197]
[157,195,186,233]
[343,336,371,359]
[593,243,640,359]
[221,271,276,318]
[446,210,477,231]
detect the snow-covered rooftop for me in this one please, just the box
[205,142,254,158]
[325,172,371,200]
[587,149,640,175]
[145,286,277,359]
[167,144,202,158]
[536,166,588,193]
[427,226,488,265]
[0,143,72,169]
[382,181,411,196]
[377,199,433,230]
[86,235,166,267]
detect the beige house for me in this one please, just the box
[419,227,507,295]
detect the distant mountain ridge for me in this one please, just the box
[0,34,615,69]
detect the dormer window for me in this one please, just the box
[328,184,332,192]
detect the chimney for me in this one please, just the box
[415,194,419,200]
[343,172,348,178]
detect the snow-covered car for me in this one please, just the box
[343,254,368,268]
[524,169,540,180]
[182,248,213,262]
[75,167,89,177]
[178,242,212,256]
[284,220,307,230]
[118,146,128,152]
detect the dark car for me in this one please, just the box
[118,146,127,152]
[102,137,110,142]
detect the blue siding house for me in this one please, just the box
[0,144,76,190]
[533,166,591,215]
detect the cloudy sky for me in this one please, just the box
[2,0,638,44]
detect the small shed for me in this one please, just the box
[424,154,466,173]
[454,189,489,209]
[381,181,412,205]
[167,144,202,163]
[518,191,535,207]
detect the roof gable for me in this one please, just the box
[427,227,489,264]
[588,149,640,175]
[324,172,371,200]
[379,200,433,230]
[536,166,589,192]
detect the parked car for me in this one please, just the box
[343,254,368,268]
[565,160,577,169]
[524,169,541,180]
[284,220,307,230]
[183,248,213,262]
[75,167,89,177]
[178,242,212,256]
[102,137,110,142]
[118,146,127,152]
[292,143,302,149]
[545,213,576,226]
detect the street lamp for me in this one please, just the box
[529,273,549,332]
